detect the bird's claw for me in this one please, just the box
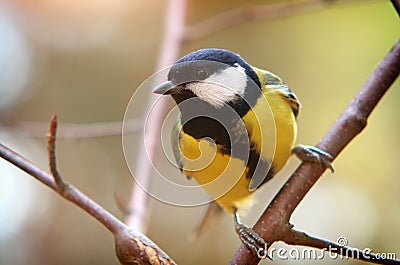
[234,222,272,260]
[292,145,334,172]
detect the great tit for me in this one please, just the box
[152,48,333,257]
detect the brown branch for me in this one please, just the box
[0,139,123,234]
[2,119,141,139]
[115,230,176,265]
[0,115,177,265]
[2,0,184,261]
[125,0,186,232]
[183,0,333,41]
[230,38,400,264]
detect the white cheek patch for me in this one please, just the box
[186,65,248,108]
[186,82,236,108]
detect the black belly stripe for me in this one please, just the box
[245,148,274,188]
[181,115,274,189]
[177,84,274,189]
[182,116,231,153]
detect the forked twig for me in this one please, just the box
[0,115,177,265]
[230,38,400,265]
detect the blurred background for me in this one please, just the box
[0,0,399,264]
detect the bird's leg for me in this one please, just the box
[292,144,334,172]
[233,208,272,260]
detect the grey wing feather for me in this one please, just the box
[275,84,301,118]
[171,121,183,171]
[262,69,301,118]
[262,69,283,85]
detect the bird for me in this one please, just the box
[152,48,333,257]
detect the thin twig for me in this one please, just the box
[0,141,124,234]
[0,119,177,264]
[2,119,141,139]
[183,0,333,41]
[43,114,176,264]
[125,0,186,232]
[114,192,131,217]
[230,38,400,264]
[47,113,64,190]
[0,143,56,188]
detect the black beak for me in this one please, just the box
[152,81,180,95]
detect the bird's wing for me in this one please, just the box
[171,121,183,172]
[259,68,283,85]
[256,67,301,118]
[271,84,301,118]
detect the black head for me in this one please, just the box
[168,48,261,88]
[153,48,262,113]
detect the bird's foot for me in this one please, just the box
[233,211,272,260]
[292,144,334,172]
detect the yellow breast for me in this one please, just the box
[248,89,297,174]
[179,133,254,214]
[178,80,297,214]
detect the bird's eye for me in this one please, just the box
[196,68,208,80]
